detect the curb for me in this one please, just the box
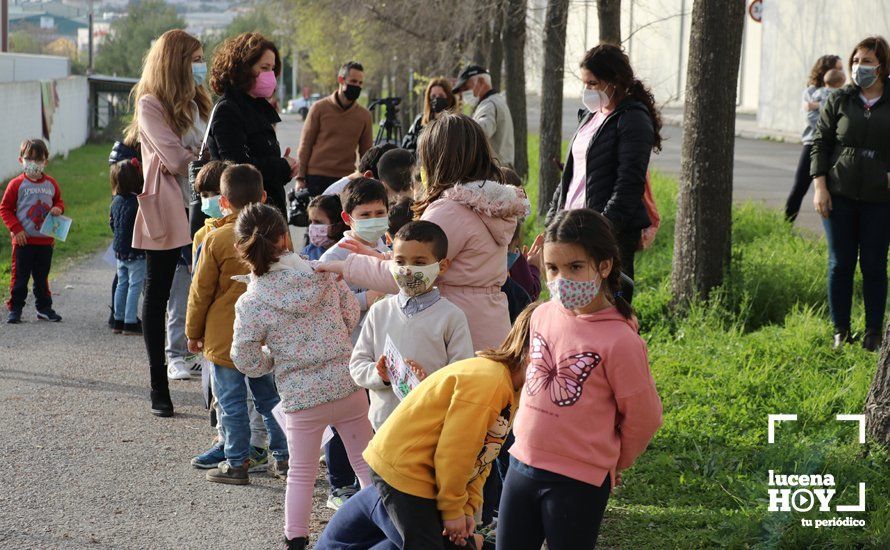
[662,114,802,144]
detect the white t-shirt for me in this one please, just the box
[322,176,352,196]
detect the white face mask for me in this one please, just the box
[390,262,440,297]
[582,87,611,112]
[462,89,478,107]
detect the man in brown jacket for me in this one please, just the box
[296,61,374,197]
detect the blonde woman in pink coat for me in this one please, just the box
[124,29,211,417]
[320,114,529,351]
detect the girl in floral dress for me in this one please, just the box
[229,203,373,550]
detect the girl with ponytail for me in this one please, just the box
[497,207,662,550]
[230,203,374,550]
[545,43,662,303]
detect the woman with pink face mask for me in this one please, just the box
[207,32,298,217]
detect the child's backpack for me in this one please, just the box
[638,171,661,250]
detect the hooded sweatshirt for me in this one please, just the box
[230,253,361,412]
[510,300,662,488]
[343,180,529,351]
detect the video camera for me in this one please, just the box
[287,188,311,227]
[368,97,403,146]
[368,96,402,113]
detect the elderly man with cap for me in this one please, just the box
[453,65,515,167]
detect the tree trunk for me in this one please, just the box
[503,0,528,178]
[866,327,890,445]
[537,0,570,216]
[670,0,745,303]
[473,19,491,67]
[597,0,621,45]
[489,1,505,97]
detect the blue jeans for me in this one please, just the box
[114,258,146,324]
[822,195,890,331]
[326,428,358,491]
[315,485,401,549]
[212,364,288,467]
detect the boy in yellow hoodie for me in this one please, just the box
[362,302,539,549]
[185,164,288,485]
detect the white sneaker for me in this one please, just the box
[189,361,202,376]
[167,358,191,380]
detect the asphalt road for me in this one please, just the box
[0,106,813,550]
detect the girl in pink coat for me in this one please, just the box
[321,114,529,351]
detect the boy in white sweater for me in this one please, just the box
[350,220,474,430]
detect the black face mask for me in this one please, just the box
[430,96,449,113]
[343,84,362,101]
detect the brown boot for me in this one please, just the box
[206,461,250,485]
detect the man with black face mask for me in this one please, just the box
[297,61,374,196]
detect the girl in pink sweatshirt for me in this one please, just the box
[319,113,530,351]
[498,208,663,550]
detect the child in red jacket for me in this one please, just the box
[1,139,64,324]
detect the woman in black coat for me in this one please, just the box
[205,32,298,219]
[546,44,662,303]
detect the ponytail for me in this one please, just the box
[234,203,288,276]
[629,79,663,153]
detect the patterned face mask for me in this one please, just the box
[547,275,602,310]
[22,159,46,180]
[390,262,440,297]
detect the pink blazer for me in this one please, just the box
[132,95,195,251]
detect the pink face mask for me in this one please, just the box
[251,70,277,98]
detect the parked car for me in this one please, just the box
[286,93,322,119]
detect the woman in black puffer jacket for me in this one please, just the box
[546,44,662,303]
[205,32,298,220]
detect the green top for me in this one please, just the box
[810,79,890,203]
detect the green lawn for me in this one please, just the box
[0,143,113,290]
[520,137,888,547]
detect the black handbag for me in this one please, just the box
[188,102,220,237]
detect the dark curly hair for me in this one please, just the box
[581,44,663,152]
[210,32,281,96]
[807,55,842,88]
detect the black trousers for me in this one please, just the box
[497,458,611,550]
[305,174,341,197]
[142,248,180,393]
[372,471,476,550]
[785,143,814,222]
[615,229,639,304]
[7,243,53,312]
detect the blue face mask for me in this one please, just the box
[201,195,222,218]
[507,251,520,269]
[351,216,389,243]
[192,62,207,86]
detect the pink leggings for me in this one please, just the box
[284,390,374,539]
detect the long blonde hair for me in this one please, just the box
[125,29,212,143]
[421,77,458,126]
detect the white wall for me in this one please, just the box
[527,0,762,112]
[758,0,890,134]
[0,53,70,83]
[0,77,90,179]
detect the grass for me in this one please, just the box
[522,134,889,547]
[0,143,113,290]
